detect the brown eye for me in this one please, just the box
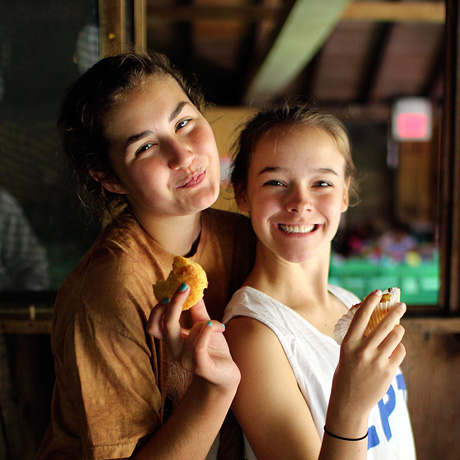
[176,119,191,130]
[264,180,285,187]
[135,143,154,156]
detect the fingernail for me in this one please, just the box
[400,302,407,311]
[207,320,213,327]
[220,322,226,330]
[179,283,188,292]
[373,289,382,296]
[161,297,170,304]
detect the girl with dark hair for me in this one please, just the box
[37,51,255,460]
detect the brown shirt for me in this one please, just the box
[36,209,255,460]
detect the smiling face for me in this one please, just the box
[238,125,350,264]
[100,75,220,222]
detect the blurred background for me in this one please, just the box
[0,0,445,304]
[1,1,459,459]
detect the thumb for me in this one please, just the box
[189,299,211,323]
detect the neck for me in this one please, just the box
[245,244,332,309]
[246,242,349,337]
[137,211,202,256]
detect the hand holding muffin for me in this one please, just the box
[148,257,239,388]
[328,289,407,424]
[334,287,401,345]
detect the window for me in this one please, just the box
[0,0,100,299]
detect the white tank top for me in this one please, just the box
[223,285,416,460]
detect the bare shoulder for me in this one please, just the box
[225,316,279,350]
[224,317,320,459]
[225,315,290,375]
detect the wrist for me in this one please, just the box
[324,425,368,442]
[195,356,241,392]
[324,405,369,441]
[187,373,239,419]
[324,417,369,442]
[195,365,241,399]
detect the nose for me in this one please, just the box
[166,138,195,170]
[285,187,312,214]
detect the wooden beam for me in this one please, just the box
[147,5,279,22]
[423,38,445,99]
[402,317,460,334]
[146,2,445,23]
[0,318,52,335]
[342,1,445,24]
[244,0,352,105]
[358,23,394,104]
[0,306,53,334]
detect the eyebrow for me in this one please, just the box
[122,101,190,153]
[169,101,189,122]
[258,166,339,176]
[124,130,153,152]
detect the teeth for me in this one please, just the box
[279,224,316,234]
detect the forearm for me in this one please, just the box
[132,375,239,460]
[316,293,408,460]
[318,405,369,460]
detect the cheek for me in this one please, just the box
[323,196,346,224]
[195,125,219,156]
[249,194,279,227]
[133,159,169,190]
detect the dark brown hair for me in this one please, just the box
[58,51,206,220]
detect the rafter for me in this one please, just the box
[243,0,352,104]
[358,23,394,105]
[147,2,445,23]
[342,1,445,23]
[242,1,445,105]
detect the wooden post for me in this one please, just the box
[134,0,147,52]
[98,0,146,56]
[98,0,126,57]
[439,0,460,312]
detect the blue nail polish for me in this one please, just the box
[161,297,170,304]
[179,283,188,292]
[207,321,213,327]
[220,323,226,330]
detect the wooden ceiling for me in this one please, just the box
[145,0,445,119]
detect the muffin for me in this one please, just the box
[154,256,208,311]
[334,287,401,345]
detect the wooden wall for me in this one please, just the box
[0,334,54,459]
[401,318,460,460]
[1,317,460,459]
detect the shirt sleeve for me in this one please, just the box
[61,310,162,459]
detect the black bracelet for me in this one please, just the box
[324,426,369,442]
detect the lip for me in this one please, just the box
[178,170,206,188]
[277,223,319,234]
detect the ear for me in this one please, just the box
[341,178,351,212]
[90,169,127,195]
